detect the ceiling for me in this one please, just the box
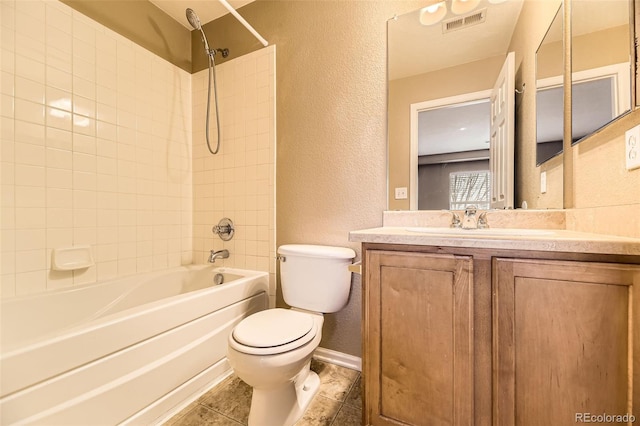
[388,0,524,81]
[149,0,255,29]
[392,0,523,158]
[419,99,490,156]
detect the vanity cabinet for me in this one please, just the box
[365,251,474,425]
[493,258,638,426]
[362,244,640,426]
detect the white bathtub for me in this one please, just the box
[0,265,269,425]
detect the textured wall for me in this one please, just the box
[270,1,398,357]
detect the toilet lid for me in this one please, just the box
[232,309,315,348]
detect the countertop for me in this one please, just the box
[349,227,640,256]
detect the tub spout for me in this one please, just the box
[209,249,229,263]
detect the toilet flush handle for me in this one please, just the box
[276,254,286,262]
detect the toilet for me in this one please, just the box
[227,244,356,426]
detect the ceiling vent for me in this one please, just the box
[442,8,487,34]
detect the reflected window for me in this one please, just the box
[449,171,490,210]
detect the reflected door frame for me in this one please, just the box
[410,89,492,210]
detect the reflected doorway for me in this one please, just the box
[413,93,491,210]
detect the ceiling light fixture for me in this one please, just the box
[451,0,482,15]
[419,0,489,26]
[419,1,447,26]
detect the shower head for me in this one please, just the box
[186,8,202,31]
[186,8,211,55]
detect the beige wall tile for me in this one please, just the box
[2,0,193,297]
[191,46,276,297]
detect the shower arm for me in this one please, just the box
[217,0,269,47]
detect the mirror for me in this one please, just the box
[536,5,564,165]
[571,0,631,145]
[536,7,564,166]
[388,0,562,210]
[388,0,524,210]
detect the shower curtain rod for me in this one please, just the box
[218,0,269,47]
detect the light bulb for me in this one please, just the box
[419,1,447,26]
[451,0,481,15]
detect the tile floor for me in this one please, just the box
[165,359,362,426]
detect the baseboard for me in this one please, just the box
[313,347,362,372]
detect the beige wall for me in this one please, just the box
[265,1,412,356]
[573,25,629,73]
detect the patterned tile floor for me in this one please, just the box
[165,359,362,426]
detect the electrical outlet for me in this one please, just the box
[626,125,640,170]
[540,171,547,194]
[395,187,408,200]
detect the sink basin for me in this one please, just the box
[405,227,557,237]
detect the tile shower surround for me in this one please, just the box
[191,47,276,302]
[0,0,276,299]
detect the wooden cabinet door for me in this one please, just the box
[493,258,640,426]
[364,250,474,426]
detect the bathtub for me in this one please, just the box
[0,265,269,425]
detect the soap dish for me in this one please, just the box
[52,246,94,271]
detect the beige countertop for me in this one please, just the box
[349,226,640,256]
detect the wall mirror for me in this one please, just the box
[387,0,563,211]
[536,5,564,165]
[388,0,524,211]
[571,0,631,145]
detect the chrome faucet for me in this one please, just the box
[462,205,478,229]
[209,249,229,263]
[458,206,490,229]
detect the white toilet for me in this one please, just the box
[227,244,356,426]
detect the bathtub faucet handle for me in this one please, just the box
[212,218,234,241]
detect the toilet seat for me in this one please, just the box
[230,309,318,356]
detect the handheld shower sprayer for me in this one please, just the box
[186,8,229,59]
[186,7,228,155]
[187,8,230,59]
[186,8,209,52]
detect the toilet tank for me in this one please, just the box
[278,245,356,313]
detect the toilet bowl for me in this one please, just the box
[226,244,355,426]
[228,309,324,426]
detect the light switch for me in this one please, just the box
[540,171,547,194]
[395,187,408,200]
